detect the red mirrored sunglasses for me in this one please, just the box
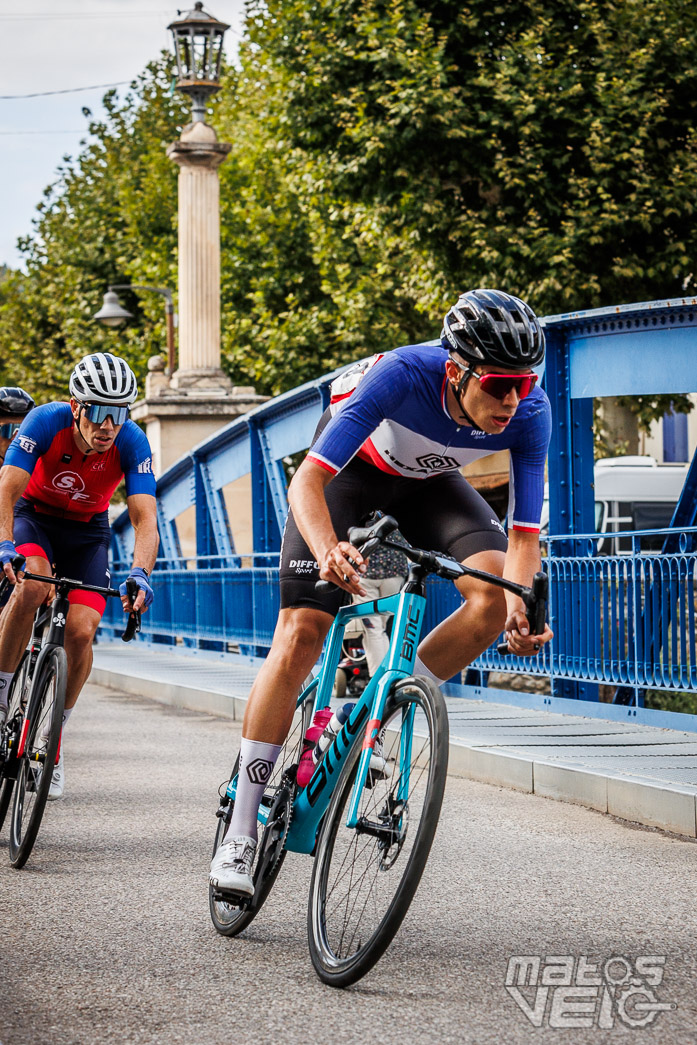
[469,370,537,401]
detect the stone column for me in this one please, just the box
[166,121,231,389]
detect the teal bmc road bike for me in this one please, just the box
[209,513,547,987]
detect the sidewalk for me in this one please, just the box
[91,644,697,839]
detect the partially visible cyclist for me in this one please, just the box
[0,353,157,798]
[0,386,35,468]
[210,288,555,896]
[0,388,35,623]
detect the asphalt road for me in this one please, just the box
[1,682,696,1045]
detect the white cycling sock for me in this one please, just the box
[413,654,447,688]
[0,671,13,710]
[40,704,73,743]
[224,738,282,845]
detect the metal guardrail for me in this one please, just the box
[105,298,697,726]
[101,525,697,707]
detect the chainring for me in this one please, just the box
[253,770,295,890]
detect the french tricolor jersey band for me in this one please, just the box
[307,342,552,533]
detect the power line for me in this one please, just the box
[0,82,131,100]
[0,11,171,19]
[0,129,87,135]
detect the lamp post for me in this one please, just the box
[168,2,229,124]
[94,285,176,376]
[165,3,232,390]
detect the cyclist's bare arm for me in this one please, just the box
[287,458,367,596]
[0,465,30,583]
[502,529,553,655]
[123,493,159,613]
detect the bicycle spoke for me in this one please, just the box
[309,678,449,986]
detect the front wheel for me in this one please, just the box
[9,647,66,868]
[0,650,33,832]
[308,676,449,987]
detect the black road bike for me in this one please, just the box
[0,555,139,868]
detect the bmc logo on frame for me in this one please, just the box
[505,954,674,1029]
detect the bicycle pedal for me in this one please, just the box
[212,887,251,908]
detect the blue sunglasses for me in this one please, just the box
[0,422,21,439]
[84,403,130,426]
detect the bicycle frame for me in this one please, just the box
[226,576,429,855]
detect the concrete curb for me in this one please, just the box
[90,663,697,840]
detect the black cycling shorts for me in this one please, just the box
[13,498,111,615]
[280,448,508,617]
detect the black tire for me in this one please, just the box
[0,651,33,833]
[9,647,66,868]
[307,676,449,987]
[209,684,313,937]
[332,668,348,700]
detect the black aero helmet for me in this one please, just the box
[442,289,545,368]
[0,386,35,417]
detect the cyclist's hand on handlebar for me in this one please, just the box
[319,541,368,596]
[119,567,153,613]
[503,609,554,657]
[0,541,22,585]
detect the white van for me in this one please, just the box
[540,456,690,552]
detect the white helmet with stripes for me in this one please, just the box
[69,353,138,405]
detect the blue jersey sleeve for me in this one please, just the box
[115,421,156,497]
[309,353,412,473]
[508,391,552,531]
[3,402,72,475]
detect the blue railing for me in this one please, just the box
[105,297,697,729]
[102,524,697,700]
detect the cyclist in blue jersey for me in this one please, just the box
[0,387,36,619]
[0,353,157,799]
[210,288,555,896]
[0,387,35,469]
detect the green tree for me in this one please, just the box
[0,56,185,399]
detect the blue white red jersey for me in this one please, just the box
[4,402,156,522]
[307,342,552,533]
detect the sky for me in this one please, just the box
[0,0,246,270]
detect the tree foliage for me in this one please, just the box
[1,0,696,410]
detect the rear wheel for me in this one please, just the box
[0,651,33,832]
[308,676,448,987]
[209,683,313,936]
[9,648,66,868]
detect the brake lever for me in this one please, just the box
[121,577,142,642]
[497,571,548,657]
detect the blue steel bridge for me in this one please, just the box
[102,296,697,732]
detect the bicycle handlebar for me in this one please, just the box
[314,513,548,656]
[0,554,141,642]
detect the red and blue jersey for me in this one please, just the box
[307,343,552,533]
[4,402,156,522]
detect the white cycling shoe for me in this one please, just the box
[209,835,256,896]
[47,748,64,801]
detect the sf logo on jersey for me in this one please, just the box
[50,471,94,503]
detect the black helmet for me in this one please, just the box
[442,289,545,369]
[0,386,35,418]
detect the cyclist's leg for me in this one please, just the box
[394,471,509,681]
[0,500,56,696]
[53,518,109,710]
[360,574,403,676]
[63,603,102,707]
[211,456,384,890]
[0,552,52,678]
